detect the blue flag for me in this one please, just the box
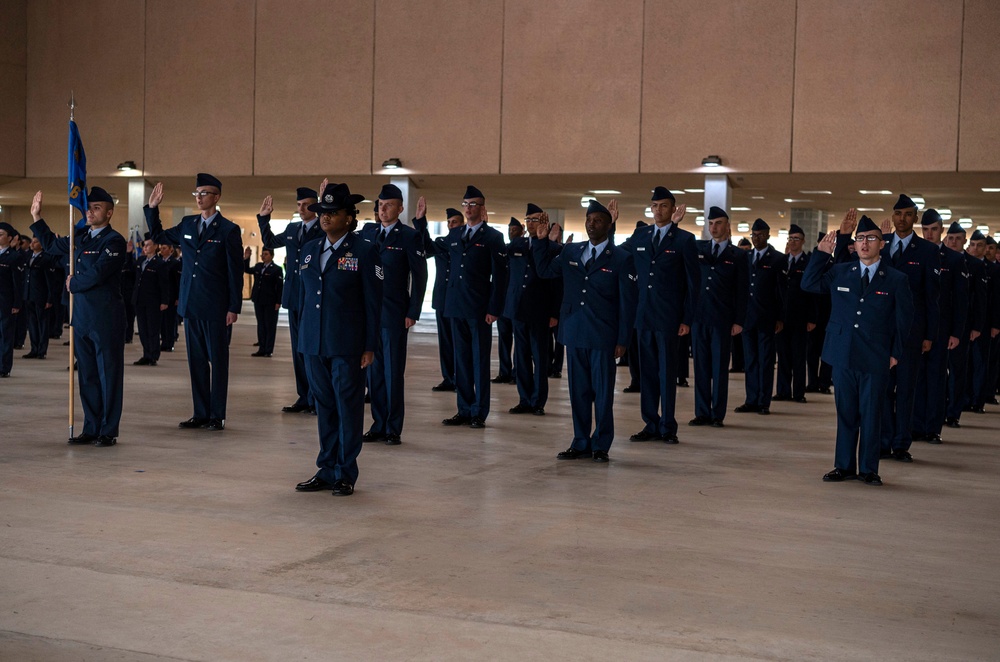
[68,120,87,213]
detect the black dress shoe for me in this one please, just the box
[364,394,371,403]
[307,406,317,415]
[442,414,471,426]
[926,434,942,444]
[677,378,689,387]
[817,387,832,395]
[860,472,883,486]
[296,476,335,492]
[384,434,402,446]
[205,419,225,431]
[508,403,534,414]
[757,408,771,416]
[179,417,210,429]
[431,381,456,392]
[332,480,354,496]
[662,434,679,444]
[688,416,711,426]
[792,396,808,403]
[0,372,9,378]
[988,398,1000,406]
[148,360,157,366]
[22,352,38,359]
[469,417,486,429]
[623,384,640,393]
[363,431,386,443]
[629,430,659,442]
[490,374,509,384]
[532,407,545,416]
[557,447,592,460]
[823,468,856,482]
[944,418,961,428]
[911,432,927,442]
[133,357,151,365]
[734,404,759,413]
[282,403,311,413]
[68,433,98,445]
[711,419,725,428]
[13,344,23,350]
[549,371,562,379]
[892,450,913,463]
[93,436,117,447]
[772,394,790,402]
[253,342,259,346]
[592,450,609,463]
[251,351,265,357]
[36,354,46,359]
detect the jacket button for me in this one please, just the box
[857,311,861,315]
[582,289,587,293]
[580,301,585,306]
[316,304,320,309]
[193,274,197,278]
[854,323,859,328]
[317,290,321,294]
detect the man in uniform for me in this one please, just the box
[132,237,170,366]
[964,230,993,414]
[31,188,127,446]
[735,218,784,415]
[294,183,382,497]
[258,188,323,413]
[157,242,181,352]
[619,187,697,444]
[504,205,556,416]
[21,235,59,360]
[775,224,815,403]
[913,210,967,443]
[441,186,508,429]
[242,247,283,358]
[943,224,985,428]
[807,231,834,394]
[359,183,427,445]
[532,200,638,462]
[0,222,24,377]
[145,174,243,431]
[981,237,1000,406]
[689,207,748,427]
[803,218,913,486]
[492,218,522,385]
[427,208,464,391]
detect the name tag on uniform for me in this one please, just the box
[513,252,523,257]
[300,264,309,270]
[637,247,646,251]
[569,261,579,266]
[184,234,192,240]
[837,286,850,292]
[338,257,358,271]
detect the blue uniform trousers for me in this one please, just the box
[512,319,550,408]
[435,310,455,387]
[946,342,970,420]
[287,308,312,407]
[26,301,51,356]
[159,304,177,350]
[638,328,680,437]
[742,325,776,408]
[184,318,230,420]
[625,334,640,387]
[775,322,808,399]
[567,347,617,452]
[549,329,564,374]
[967,334,991,408]
[305,354,363,486]
[496,316,514,379]
[0,313,14,373]
[692,323,732,420]
[832,366,886,475]
[74,320,125,437]
[677,334,691,380]
[136,305,162,361]
[14,310,27,347]
[987,335,1000,402]
[913,332,950,436]
[452,317,492,419]
[253,302,279,355]
[369,326,408,436]
[881,342,921,452]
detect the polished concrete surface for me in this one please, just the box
[1,315,998,661]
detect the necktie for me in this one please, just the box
[753,251,759,266]
[585,246,596,267]
[198,221,205,239]
[892,240,902,265]
[712,242,720,258]
[376,228,388,249]
[297,224,303,243]
[861,268,870,292]
[652,229,662,252]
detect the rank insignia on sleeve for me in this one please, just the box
[304,254,312,263]
[375,265,384,280]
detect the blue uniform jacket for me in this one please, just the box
[0,247,25,311]
[358,221,428,327]
[744,245,785,329]
[962,253,988,334]
[23,251,59,306]
[621,223,699,330]
[258,215,324,311]
[443,223,508,320]
[881,234,940,345]
[779,252,818,326]
[297,233,383,357]
[31,220,127,333]
[693,241,749,328]
[937,245,969,339]
[533,238,638,350]
[243,260,284,308]
[144,207,243,320]
[801,252,913,373]
[503,236,557,323]
[133,255,172,308]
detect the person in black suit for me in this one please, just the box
[0,223,25,377]
[21,236,59,360]
[689,207,748,427]
[243,247,283,357]
[31,188,128,446]
[145,175,243,432]
[774,224,816,403]
[735,219,785,415]
[132,238,170,366]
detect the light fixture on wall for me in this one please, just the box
[381,158,402,170]
[117,160,137,171]
[701,155,722,168]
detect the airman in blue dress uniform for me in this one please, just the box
[0,222,25,377]
[943,224,986,428]
[775,224,816,403]
[21,235,59,360]
[132,237,171,366]
[242,247,283,358]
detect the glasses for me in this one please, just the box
[855,235,881,243]
[461,202,482,208]
[192,190,218,198]
[786,236,803,241]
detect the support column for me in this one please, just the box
[128,178,152,243]
[390,176,416,227]
[702,174,731,239]
[790,208,825,246]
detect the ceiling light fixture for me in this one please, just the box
[856,208,884,212]
[580,196,596,208]
[784,199,813,203]
[800,190,832,195]
[737,222,750,232]
[684,188,704,193]
[981,188,1000,193]
[859,189,893,195]
[938,209,952,220]
[732,207,751,212]
[381,158,402,169]
[959,218,973,229]
[116,160,136,171]
[590,189,621,195]
[701,155,722,168]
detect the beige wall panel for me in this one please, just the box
[145,1,255,177]
[0,0,26,177]
[372,0,503,175]
[642,0,796,174]
[26,0,144,179]
[254,0,374,176]
[958,0,1000,171]
[501,0,643,174]
[793,0,963,172]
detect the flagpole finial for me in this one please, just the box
[68,91,75,121]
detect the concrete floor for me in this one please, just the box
[1,314,998,661]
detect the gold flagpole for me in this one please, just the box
[67,92,76,440]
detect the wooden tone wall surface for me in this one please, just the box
[0,0,26,178]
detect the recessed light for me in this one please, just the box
[381,158,402,169]
[784,199,812,203]
[938,208,952,220]
[859,189,893,195]
[701,155,722,168]
[975,224,989,232]
[695,217,705,226]
[644,209,654,218]
[684,188,704,193]
[580,196,596,208]
[959,218,973,229]
[589,189,621,195]
[732,207,751,212]
[737,223,750,232]
[981,188,1000,193]
[856,208,884,212]
[799,190,832,195]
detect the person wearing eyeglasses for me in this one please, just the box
[774,224,817,405]
[145,174,244,432]
[802,215,913,486]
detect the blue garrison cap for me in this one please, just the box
[378,184,403,201]
[894,194,916,210]
[707,206,728,220]
[526,203,543,215]
[788,224,805,236]
[296,187,318,201]
[751,218,769,232]
[463,185,485,200]
[196,173,222,191]
[651,186,675,202]
[445,207,462,218]
[856,215,880,234]
[921,208,942,226]
[586,199,611,219]
[88,186,115,207]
